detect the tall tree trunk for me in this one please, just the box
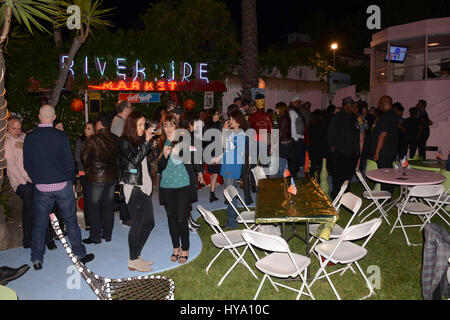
[53,22,62,47]
[241,0,259,101]
[50,35,83,108]
[0,7,12,176]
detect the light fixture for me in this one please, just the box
[428,42,440,47]
[331,43,338,50]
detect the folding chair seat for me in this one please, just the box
[223,185,257,229]
[251,166,266,187]
[197,205,258,286]
[309,188,361,256]
[390,185,446,246]
[242,229,314,300]
[356,169,391,225]
[309,218,383,300]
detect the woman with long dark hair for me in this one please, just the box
[205,108,223,202]
[118,111,156,272]
[75,121,95,230]
[158,114,204,264]
[214,110,249,229]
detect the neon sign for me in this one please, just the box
[60,55,209,83]
[88,80,178,91]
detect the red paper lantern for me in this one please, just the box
[183,99,195,111]
[71,99,84,112]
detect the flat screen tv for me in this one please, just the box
[385,46,408,63]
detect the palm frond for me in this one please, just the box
[1,0,63,35]
[53,0,115,31]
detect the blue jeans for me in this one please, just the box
[224,178,239,228]
[31,182,86,264]
[276,157,288,178]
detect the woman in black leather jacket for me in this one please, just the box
[158,113,204,264]
[118,111,156,272]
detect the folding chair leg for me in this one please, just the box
[309,254,341,300]
[296,269,315,300]
[339,263,356,276]
[206,248,225,275]
[254,274,268,300]
[218,246,257,287]
[355,261,375,300]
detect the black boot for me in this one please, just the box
[209,191,219,203]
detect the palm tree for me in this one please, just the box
[240,0,258,101]
[0,0,61,175]
[49,0,114,108]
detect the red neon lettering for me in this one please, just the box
[144,82,154,91]
[156,81,166,91]
[116,81,128,90]
[131,81,140,90]
[168,81,177,91]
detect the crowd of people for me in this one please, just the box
[2,92,441,274]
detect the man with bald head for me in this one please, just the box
[369,96,399,194]
[5,116,56,250]
[23,105,94,270]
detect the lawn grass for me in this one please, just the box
[157,182,448,300]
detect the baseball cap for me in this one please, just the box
[342,96,354,106]
[290,96,301,103]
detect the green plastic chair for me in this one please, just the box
[440,169,450,193]
[365,159,381,191]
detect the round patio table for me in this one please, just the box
[366,168,446,212]
[408,159,446,172]
[366,168,445,186]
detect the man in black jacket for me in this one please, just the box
[327,97,360,199]
[369,96,399,194]
[23,105,94,270]
[81,113,119,244]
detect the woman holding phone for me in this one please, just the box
[158,114,204,264]
[214,109,249,229]
[118,111,156,272]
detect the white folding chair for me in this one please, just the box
[356,169,392,225]
[223,185,257,230]
[196,205,258,286]
[251,166,266,187]
[242,229,314,300]
[422,188,450,229]
[309,218,383,300]
[390,185,446,246]
[309,189,361,256]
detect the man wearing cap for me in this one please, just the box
[327,97,360,198]
[288,96,306,178]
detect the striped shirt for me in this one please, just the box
[35,123,68,192]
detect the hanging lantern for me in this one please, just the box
[183,98,195,112]
[71,99,84,112]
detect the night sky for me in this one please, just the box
[102,0,450,55]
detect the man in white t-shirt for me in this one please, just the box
[111,100,133,137]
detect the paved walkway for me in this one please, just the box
[0,184,240,300]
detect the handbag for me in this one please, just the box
[114,183,125,203]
